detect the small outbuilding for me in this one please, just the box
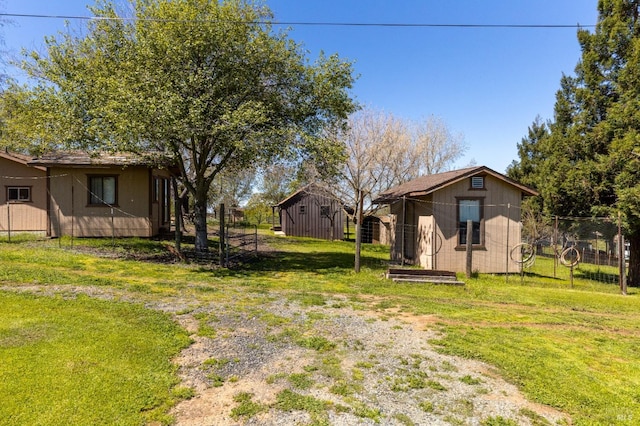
[275,183,344,241]
[1,150,175,238]
[374,166,538,274]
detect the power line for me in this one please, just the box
[0,12,596,29]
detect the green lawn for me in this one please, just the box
[0,291,191,425]
[0,235,639,425]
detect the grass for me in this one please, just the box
[0,290,191,425]
[1,235,640,425]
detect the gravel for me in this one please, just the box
[168,294,569,426]
[3,269,570,425]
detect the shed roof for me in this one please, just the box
[373,166,538,204]
[276,183,342,208]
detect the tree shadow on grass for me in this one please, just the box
[191,247,387,278]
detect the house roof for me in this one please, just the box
[373,166,538,204]
[0,150,46,171]
[276,183,342,208]
[27,151,175,169]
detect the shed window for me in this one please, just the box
[7,187,31,202]
[320,205,331,217]
[89,175,117,205]
[458,199,482,245]
[299,205,306,214]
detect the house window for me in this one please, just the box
[153,177,160,203]
[7,186,31,202]
[162,178,171,223]
[299,205,306,214]
[471,176,485,189]
[88,175,117,205]
[458,198,482,245]
[320,205,331,218]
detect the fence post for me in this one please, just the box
[71,179,75,249]
[111,207,115,250]
[505,203,510,282]
[219,203,225,267]
[553,216,558,278]
[355,190,364,273]
[400,196,406,266]
[57,206,61,248]
[619,212,627,295]
[254,225,258,254]
[466,219,473,278]
[6,201,11,242]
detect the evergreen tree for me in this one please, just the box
[510,0,640,285]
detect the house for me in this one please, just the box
[275,183,344,240]
[374,166,538,273]
[1,150,175,238]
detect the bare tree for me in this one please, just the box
[409,115,467,177]
[329,108,466,271]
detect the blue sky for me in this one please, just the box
[2,0,599,173]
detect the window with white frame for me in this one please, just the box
[458,198,482,245]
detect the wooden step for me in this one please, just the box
[386,268,464,285]
[391,277,465,285]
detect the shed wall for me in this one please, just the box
[280,193,344,240]
[390,174,524,273]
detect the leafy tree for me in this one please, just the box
[244,193,272,225]
[509,0,640,285]
[258,161,298,207]
[208,167,256,212]
[0,0,356,251]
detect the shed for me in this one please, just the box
[276,183,344,240]
[374,166,538,273]
[1,150,175,238]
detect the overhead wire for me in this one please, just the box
[0,12,596,29]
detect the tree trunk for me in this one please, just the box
[628,232,640,287]
[193,188,209,252]
[354,190,364,273]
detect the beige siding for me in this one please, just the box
[49,166,155,237]
[390,174,524,273]
[0,156,48,235]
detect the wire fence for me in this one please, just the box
[379,198,627,292]
[180,224,258,266]
[0,183,629,289]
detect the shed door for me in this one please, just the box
[418,215,436,270]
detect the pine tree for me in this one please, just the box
[510,0,640,285]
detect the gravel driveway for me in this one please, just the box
[166,292,570,426]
